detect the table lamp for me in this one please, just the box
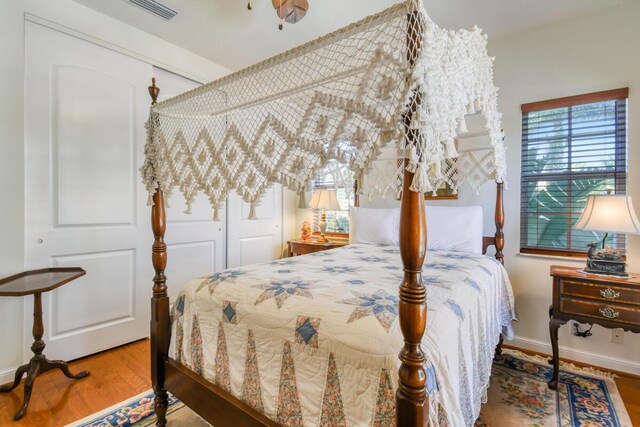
[574,193,640,276]
[309,189,341,242]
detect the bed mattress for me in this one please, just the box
[170,243,515,427]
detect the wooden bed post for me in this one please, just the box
[494,181,505,265]
[494,180,506,357]
[353,178,360,208]
[148,78,170,427]
[396,10,428,427]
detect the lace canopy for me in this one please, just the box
[141,0,506,219]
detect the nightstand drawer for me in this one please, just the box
[560,297,640,327]
[290,243,329,255]
[287,240,348,257]
[561,280,640,306]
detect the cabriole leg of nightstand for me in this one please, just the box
[548,308,565,390]
[494,334,503,358]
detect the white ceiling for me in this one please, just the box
[72,0,632,71]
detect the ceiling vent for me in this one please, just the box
[130,0,177,20]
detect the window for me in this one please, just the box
[520,88,628,257]
[311,163,354,234]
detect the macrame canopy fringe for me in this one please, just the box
[140,0,506,220]
[248,202,258,221]
[297,190,307,209]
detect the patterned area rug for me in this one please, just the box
[476,350,632,427]
[65,390,208,427]
[67,349,632,427]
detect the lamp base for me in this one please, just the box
[316,234,329,243]
[584,259,628,277]
[585,242,627,276]
[582,268,630,278]
[317,211,329,243]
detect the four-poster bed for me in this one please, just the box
[141,1,511,425]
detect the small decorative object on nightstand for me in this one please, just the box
[288,239,348,257]
[548,265,640,390]
[573,192,640,276]
[309,189,341,242]
[300,220,312,241]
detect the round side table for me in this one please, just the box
[0,268,90,420]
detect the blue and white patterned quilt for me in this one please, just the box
[171,243,516,427]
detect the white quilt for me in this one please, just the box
[171,243,515,427]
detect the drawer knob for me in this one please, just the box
[599,288,620,299]
[599,307,620,319]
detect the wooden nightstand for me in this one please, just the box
[287,239,348,257]
[548,265,640,389]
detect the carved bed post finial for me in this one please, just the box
[148,77,170,427]
[353,178,360,208]
[396,9,428,427]
[149,77,160,105]
[495,181,505,265]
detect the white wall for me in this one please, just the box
[0,0,27,386]
[295,0,640,374]
[490,0,640,373]
[0,0,230,383]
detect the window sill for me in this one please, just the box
[312,231,349,238]
[517,252,586,263]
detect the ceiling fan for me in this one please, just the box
[247,0,310,30]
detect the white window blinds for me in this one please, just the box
[520,88,628,256]
[311,163,354,233]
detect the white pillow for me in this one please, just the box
[425,205,483,254]
[349,207,400,246]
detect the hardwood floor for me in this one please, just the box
[1,339,638,426]
[616,375,640,425]
[0,340,150,427]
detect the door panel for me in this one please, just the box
[166,241,217,301]
[241,196,275,220]
[54,65,135,227]
[167,196,214,223]
[239,236,276,266]
[51,250,135,335]
[227,185,283,268]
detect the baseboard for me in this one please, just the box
[0,365,19,387]
[508,335,640,376]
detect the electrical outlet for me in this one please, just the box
[611,329,624,344]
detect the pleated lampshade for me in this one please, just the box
[309,189,341,211]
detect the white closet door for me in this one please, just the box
[23,23,223,363]
[153,67,225,302]
[227,186,283,268]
